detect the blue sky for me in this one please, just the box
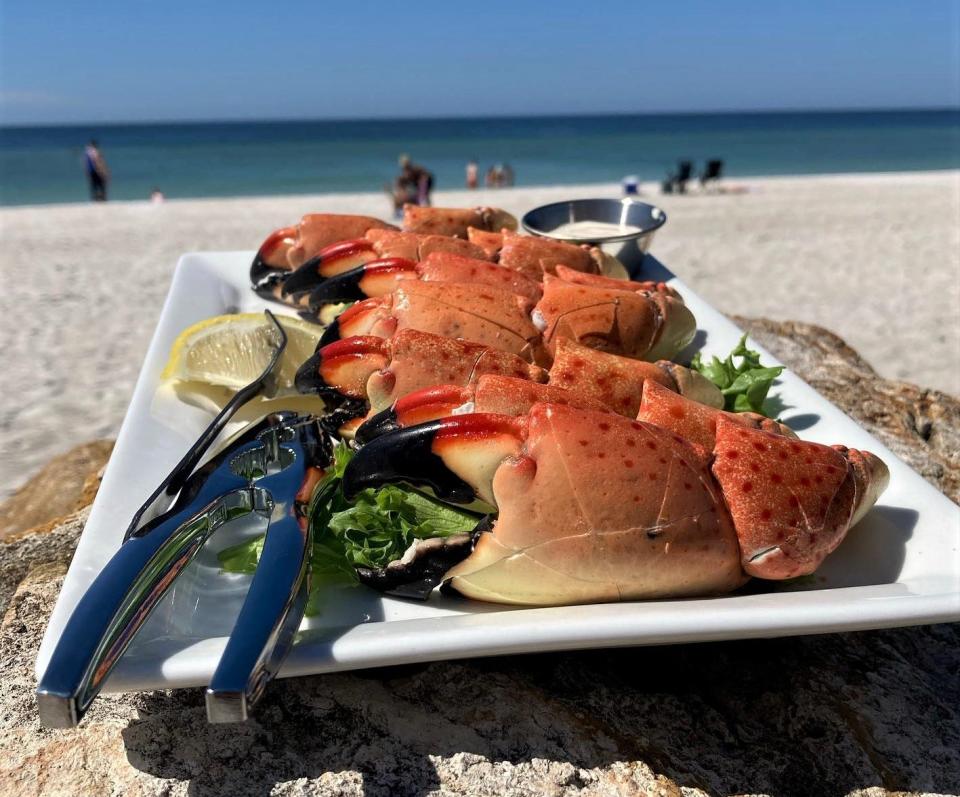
[1,1,958,124]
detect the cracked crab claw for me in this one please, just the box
[711,417,889,579]
[535,275,696,362]
[552,265,681,299]
[343,403,746,605]
[356,375,612,443]
[636,379,796,450]
[297,329,548,436]
[317,282,546,362]
[293,335,388,434]
[402,205,518,237]
[280,238,381,298]
[306,257,420,308]
[343,413,527,508]
[251,214,396,302]
[308,251,542,313]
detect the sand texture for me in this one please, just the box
[1,171,958,496]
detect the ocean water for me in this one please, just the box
[1,110,958,206]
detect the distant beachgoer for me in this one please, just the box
[500,162,514,187]
[399,154,434,207]
[485,164,499,188]
[466,160,478,189]
[84,139,110,201]
[387,154,434,215]
[150,187,165,204]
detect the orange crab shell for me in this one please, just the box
[391,374,613,429]
[536,276,665,361]
[636,380,796,451]
[466,227,505,258]
[365,228,493,262]
[285,214,396,268]
[365,330,548,414]
[711,417,889,579]
[338,282,546,364]
[443,403,746,605]
[402,205,518,238]
[498,230,600,279]
[548,338,680,417]
[414,252,543,302]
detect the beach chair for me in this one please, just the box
[700,159,724,192]
[663,160,693,195]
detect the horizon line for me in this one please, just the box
[2,104,958,130]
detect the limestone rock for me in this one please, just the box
[1,320,958,796]
[734,316,959,503]
[0,440,113,541]
[0,506,87,619]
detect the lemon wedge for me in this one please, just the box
[162,312,323,393]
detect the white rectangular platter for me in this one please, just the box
[36,252,960,693]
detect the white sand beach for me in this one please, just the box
[1,170,958,497]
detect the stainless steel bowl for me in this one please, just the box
[521,198,667,272]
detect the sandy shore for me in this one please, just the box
[1,170,958,497]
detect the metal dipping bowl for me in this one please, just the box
[521,198,667,273]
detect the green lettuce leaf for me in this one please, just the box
[218,535,265,575]
[690,334,784,416]
[328,484,477,570]
[217,441,479,611]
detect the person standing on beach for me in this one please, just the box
[387,155,434,214]
[400,154,434,206]
[466,159,478,189]
[84,140,110,201]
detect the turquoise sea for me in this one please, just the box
[1,110,957,206]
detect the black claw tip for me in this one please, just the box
[294,351,368,437]
[280,255,323,297]
[317,317,342,347]
[341,421,476,504]
[353,407,400,445]
[308,266,367,312]
[249,252,289,301]
[294,352,326,395]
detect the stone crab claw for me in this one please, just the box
[303,250,680,324]
[497,230,627,280]
[355,375,611,444]
[302,329,721,441]
[250,225,298,302]
[315,275,695,367]
[711,417,889,579]
[317,282,548,362]
[305,257,420,308]
[402,205,518,238]
[343,412,527,508]
[343,401,889,605]
[552,264,682,300]
[343,405,744,603]
[279,239,381,299]
[250,214,396,302]
[352,361,749,445]
[293,335,387,435]
[285,230,495,308]
[548,338,723,415]
[307,251,543,312]
[295,329,547,436]
[533,274,696,362]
